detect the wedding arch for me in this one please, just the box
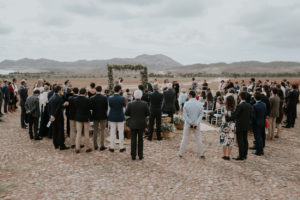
[107,64,148,92]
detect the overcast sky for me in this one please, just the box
[0,0,300,64]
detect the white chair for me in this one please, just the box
[210,108,223,126]
[203,102,214,122]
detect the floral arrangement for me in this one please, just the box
[107,64,148,92]
[161,122,175,133]
[173,114,185,125]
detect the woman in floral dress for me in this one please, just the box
[220,95,236,160]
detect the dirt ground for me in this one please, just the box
[1,78,300,199]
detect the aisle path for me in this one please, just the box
[1,109,300,199]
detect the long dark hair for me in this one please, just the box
[277,88,284,101]
[226,95,236,111]
[206,92,213,102]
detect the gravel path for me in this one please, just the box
[1,108,300,200]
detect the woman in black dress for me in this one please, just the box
[276,88,284,138]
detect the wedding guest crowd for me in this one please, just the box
[0,77,299,163]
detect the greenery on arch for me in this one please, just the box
[107,64,148,92]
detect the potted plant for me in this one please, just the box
[161,122,175,138]
[174,115,185,130]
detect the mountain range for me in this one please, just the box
[167,61,300,74]
[1,54,300,74]
[0,54,182,73]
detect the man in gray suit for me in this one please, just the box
[25,89,42,140]
[179,90,205,159]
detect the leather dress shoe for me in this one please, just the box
[109,148,114,152]
[132,157,136,160]
[249,146,256,150]
[34,136,43,140]
[94,146,98,150]
[252,152,264,156]
[120,148,126,152]
[60,146,70,150]
[100,146,107,151]
[233,157,244,161]
[86,148,92,153]
[139,157,144,160]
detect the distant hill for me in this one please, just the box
[167,61,300,74]
[0,54,182,73]
[2,55,300,75]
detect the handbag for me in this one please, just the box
[265,119,269,135]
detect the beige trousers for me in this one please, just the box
[93,120,107,148]
[70,120,77,146]
[179,125,204,156]
[109,122,124,149]
[76,122,91,150]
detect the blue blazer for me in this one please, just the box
[108,94,126,122]
[252,101,267,127]
[19,86,28,107]
[2,85,10,99]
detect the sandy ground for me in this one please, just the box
[0,105,300,199]
[1,77,300,199]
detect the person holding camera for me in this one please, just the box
[179,90,205,159]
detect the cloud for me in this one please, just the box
[154,0,207,18]
[0,22,13,35]
[40,16,72,27]
[63,1,103,17]
[1,0,300,64]
[235,1,300,48]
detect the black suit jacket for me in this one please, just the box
[74,95,91,122]
[149,91,163,113]
[48,93,64,119]
[162,89,176,113]
[261,94,270,116]
[125,100,150,130]
[90,93,108,121]
[68,95,78,120]
[228,101,252,132]
[286,90,298,109]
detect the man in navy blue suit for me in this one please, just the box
[90,86,108,151]
[252,92,267,156]
[108,85,126,153]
